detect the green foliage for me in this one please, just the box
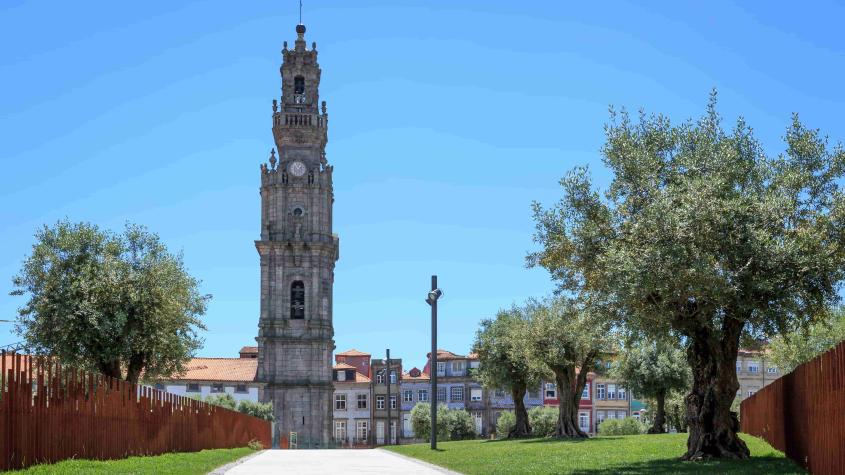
[237,400,274,421]
[443,409,477,441]
[203,393,237,410]
[612,339,689,401]
[11,221,209,383]
[410,403,476,441]
[472,305,544,403]
[495,411,516,439]
[599,417,645,436]
[384,434,804,475]
[529,93,845,455]
[769,307,845,374]
[527,406,557,437]
[664,390,689,433]
[247,438,265,450]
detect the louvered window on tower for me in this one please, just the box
[291,281,305,319]
[294,76,305,94]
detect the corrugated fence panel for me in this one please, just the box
[0,351,271,470]
[741,340,845,475]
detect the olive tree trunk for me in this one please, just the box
[551,367,588,438]
[508,384,532,438]
[648,388,667,434]
[681,317,750,460]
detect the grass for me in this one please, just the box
[385,433,805,474]
[0,447,256,475]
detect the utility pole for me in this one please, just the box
[426,275,442,450]
[386,348,391,445]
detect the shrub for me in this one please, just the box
[444,409,476,440]
[204,393,237,410]
[528,406,557,438]
[247,438,264,450]
[599,417,644,436]
[496,411,516,438]
[238,400,274,421]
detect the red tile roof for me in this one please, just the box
[164,358,257,383]
[403,371,430,381]
[336,349,370,356]
[333,364,371,383]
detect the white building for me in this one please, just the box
[153,346,263,403]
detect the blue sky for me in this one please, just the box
[2,1,845,370]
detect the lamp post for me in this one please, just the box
[385,348,392,446]
[426,275,442,450]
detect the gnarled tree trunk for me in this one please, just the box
[648,388,666,434]
[681,317,749,460]
[508,384,532,438]
[551,366,588,438]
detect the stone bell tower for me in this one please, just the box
[256,22,338,447]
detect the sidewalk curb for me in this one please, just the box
[377,448,464,475]
[207,449,266,475]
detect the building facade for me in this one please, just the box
[399,368,430,439]
[736,348,780,401]
[152,350,263,403]
[542,373,595,435]
[332,362,371,447]
[370,358,402,445]
[255,23,339,447]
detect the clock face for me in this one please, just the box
[289,161,306,177]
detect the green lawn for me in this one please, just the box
[385,433,805,475]
[0,447,256,475]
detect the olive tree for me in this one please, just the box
[769,307,845,374]
[529,93,845,459]
[12,221,209,383]
[472,305,544,437]
[521,298,611,438]
[612,338,689,433]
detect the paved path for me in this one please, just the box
[223,448,458,474]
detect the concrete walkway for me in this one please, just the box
[223,448,459,474]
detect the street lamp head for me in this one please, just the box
[426,288,442,305]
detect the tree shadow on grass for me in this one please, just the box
[568,456,806,475]
[483,436,615,444]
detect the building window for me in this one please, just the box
[579,412,589,432]
[187,383,200,393]
[294,76,305,95]
[581,383,590,400]
[618,386,627,401]
[616,410,627,419]
[767,366,778,374]
[403,390,414,402]
[418,389,428,402]
[390,371,397,384]
[335,394,347,410]
[451,361,465,374]
[736,362,742,373]
[390,395,397,409]
[235,384,248,393]
[451,386,463,402]
[357,394,367,409]
[748,362,760,373]
[356,420,368,441]
[376,395,385,410]
[290,281,305,319]
[436,362,446,376]
[337,370,346,382]
[494,388,506,398]
[210,383,225,393]
[596,384,605,400]
[527,388,540,399]
[545,383,557,399]
[437,386,447,402]
[335,421,346,441]
[470,388,483,402]
[154,383,165,391]
[607,384,617,400]
[596,410,606,432]
[747,390,756,397]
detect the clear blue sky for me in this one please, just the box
[2,1,845,370]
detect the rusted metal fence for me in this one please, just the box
[0,351,271,470]
[741,340,845,475]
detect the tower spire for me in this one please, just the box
[299,0,303,25]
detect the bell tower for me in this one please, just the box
[256,22,338,447]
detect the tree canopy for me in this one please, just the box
[472,305,544,437]
[530,92,845,459]
[769,307,845,374]
[12,221,209,383]
[612,338,689,433]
